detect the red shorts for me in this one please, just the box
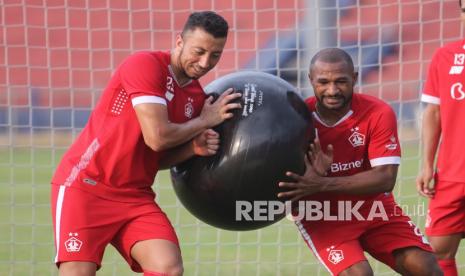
[425,180,465,236]
[295,198,432,275]
[51,184,178,272]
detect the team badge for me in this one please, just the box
[327,246,344,265]
[184,97,194,118]
[65,232,83,252]
[348,127,365,147]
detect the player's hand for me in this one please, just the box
[277,154,326,202]
[307,138,333,176]
[416,168,435,198]
[199,88,242,127]
[192,129,220,156]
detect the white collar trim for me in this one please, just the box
[168,65,192,88]
[312,110,354,127]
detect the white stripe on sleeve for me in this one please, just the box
[420,94,440,105]
[370,156,401,167]
[132,96,166,107]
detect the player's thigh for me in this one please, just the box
[59,261,97,276]
[428,234,462,258]
[131,239,183,274]
[338,260,373,276]
[51,185,122,269]
[112,201,180,273]
[426,180,465,236]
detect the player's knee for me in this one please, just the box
[165,263,183,276]
[142,260,183,276]
[414,255,443,276]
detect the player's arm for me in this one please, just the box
[416,103,441,198]
[316,164,397,194]
[277,157,398,201]
[134,89,240,152]
[158,129,219,169]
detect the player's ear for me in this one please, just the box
[352,71,359,84]
[175,33,184,49]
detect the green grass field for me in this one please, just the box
[1,138,464,275]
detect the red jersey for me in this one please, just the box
[421,39,465,182]
[305,93,401,203]
[51,51,206,201]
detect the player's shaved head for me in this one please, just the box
[310,48,354,74]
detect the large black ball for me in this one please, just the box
[170,71,314,231]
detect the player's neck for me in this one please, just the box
[315,102,351,126]
[170,52,191,86]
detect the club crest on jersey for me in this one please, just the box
[65,232,83,252]
[348,127,365,147]
[184,97,194,118]
[327,246,344,264]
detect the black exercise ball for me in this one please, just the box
[170,71,314,231]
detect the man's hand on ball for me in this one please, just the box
[277,155,326,202]
[200,88,242,127]
[307,138,333,176]
[192,129,220,156]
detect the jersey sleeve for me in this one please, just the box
[368,105,401,167]
[118,52,167,106]
[421,49,440,105]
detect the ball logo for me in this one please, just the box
[64,232,82,252]
[184,97,194,118]
[242,83,263,117]
[348,127,365,147]
[450,82,465,100]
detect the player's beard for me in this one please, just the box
[318,93,352,111]
[175,47,194,80]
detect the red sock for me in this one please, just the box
[143,271,169,276]
[437,259,458,276]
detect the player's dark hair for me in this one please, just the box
[182,11,229,38]
[310,48,355,73]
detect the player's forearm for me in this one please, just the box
[421,104,441,170]
[152,117,209,151]
[320,165,398,195]
[135,103,210,152]
[158,142,195,169]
